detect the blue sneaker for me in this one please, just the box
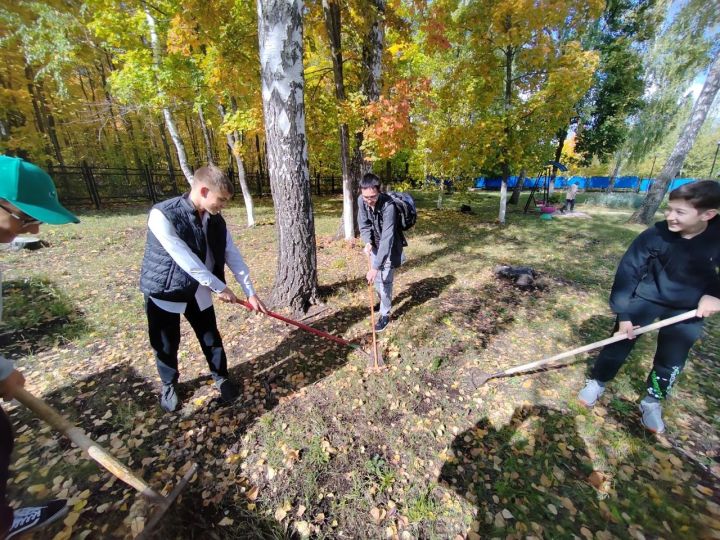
[374,315,390,333]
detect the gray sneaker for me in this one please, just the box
[160,384,179,412]
[578,379,605,407]
[640,399,665,434]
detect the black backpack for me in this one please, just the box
[386,192,417,231]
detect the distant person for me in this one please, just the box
[139,165,267,413]
[560,182,578,213]
[0,156,80,538]
[578,181,720,433]
[358,173,406,332]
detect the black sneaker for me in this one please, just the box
[374,315,390,332]
[216,378,240,403]
[160,383,179,412]
[7,500,69,539]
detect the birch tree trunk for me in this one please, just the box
[144,8,193,184]
[630,51,720,224]
[257,0,319,312]
[218,104,256,227]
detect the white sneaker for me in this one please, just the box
[578,379,605,407]
[640,399,665,434]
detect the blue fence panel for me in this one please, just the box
[587,176,609,189]
[615,176,639,189]
[473,176,701,192]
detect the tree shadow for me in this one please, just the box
[439,405,596,538]
[182,275,456,413]
[5,364,290,539]
[0,278,90,358]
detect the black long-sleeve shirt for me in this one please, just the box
[357,193,406,269]
[610,216,720,321]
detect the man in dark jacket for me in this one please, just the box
[140,165,267,412]
[0,156,78,538]
[578,180,720,434]
[357,173,406,332]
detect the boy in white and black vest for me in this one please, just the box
[357,173,407,332]
[140,165,267,412]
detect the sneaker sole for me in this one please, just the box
[578,397,596,408]
[639,405,665,434]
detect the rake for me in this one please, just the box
[472,310,698,387]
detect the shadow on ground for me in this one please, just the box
[0,278,89,358]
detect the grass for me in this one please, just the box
[1,190,718,539]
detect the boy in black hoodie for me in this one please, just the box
[578,181,720,434]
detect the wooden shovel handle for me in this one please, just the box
[14,387,160,499]
[496,310,699,378]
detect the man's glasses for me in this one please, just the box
[0,205,43,227]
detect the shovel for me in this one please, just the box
[236,300,372,360]
[366,252,386,371]
[472,310,698,387]
[14,387,197,539]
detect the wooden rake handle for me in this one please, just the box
[14,387,161,500]
[494,309,699,379]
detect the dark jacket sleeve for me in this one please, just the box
[373,202,397,270]
[609,228,657,321]
[357,196,373,246]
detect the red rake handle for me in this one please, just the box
[238,300,361,350]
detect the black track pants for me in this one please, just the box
[0,407,13,536]
[145,297,229,385]
[590,297,704,399]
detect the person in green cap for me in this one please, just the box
[0,156,79,539]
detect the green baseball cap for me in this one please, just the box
[0,156,79,224]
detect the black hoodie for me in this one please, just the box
[609,216,720,321]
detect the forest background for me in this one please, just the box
[2,0,719,204]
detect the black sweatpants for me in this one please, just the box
[590,297,704,399]
[561,198,575,212]
[145,296,229,385]
[0,407,13,536]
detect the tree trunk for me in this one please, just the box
[498,41,513,225]
[36,80,65,169]
[630,51,720,224]
[198,105,215,165]
[346,0,386,231]
[323,0,355,240]
[258,0,319,312]
[606,152,623,193]
[158,117,177,186]
[218,104,256,227]
[548,127,567,196]
[144,7,193,184]
[508,169,526,205]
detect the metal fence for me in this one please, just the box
[49,162,344,209]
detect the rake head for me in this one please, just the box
[365,348,386,372]
[135,463,198,540]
